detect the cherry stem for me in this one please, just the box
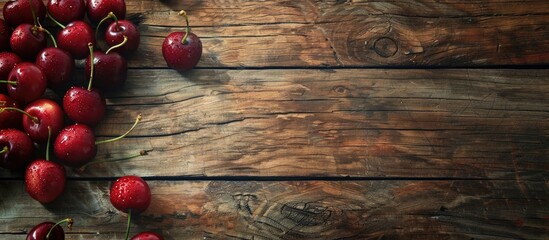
[0,80,17,85]
[47,13,66,29]
[78,149,151,172]
[95,115,142,145]
[95,12,119,42]
[106,36,128,54]
[87,43,95,91]
[29,0,38,26]
[46,127,51,161]
[0,107,39,123]
[46,218,74,240]
[0,146,7,155]
[179,10,190,45]
[37,21,58,48]
[124,209,132,240]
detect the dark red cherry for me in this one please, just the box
[21,99,65,143]
[85,50,127,90]
[131,232,164,240]
[3,0,47,28]
[86,0,126,24]
[110,175,151,214]
[47,0,86,25]
[101,14,139,55]
[0,94,22,130]
[63,86,106,126]
[25,159,66,203]
[57,21,95,59]
[4,62,47,105]
[53,123,96,168]
[35,47,74,89]
[0,128,34,170]
[26,218,73,240]
[10,24,47,60]
[162,11,202,71]
[0,52,22,80]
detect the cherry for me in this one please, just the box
[0,19,12,52]
[110,175,151,240]
[10,24,47,60]
[0,128,34,170]
[54,115,141,168]
[34,33,74,89]
[52,19,95,60]
[0,52,22,80]
[162,10,202,71]
[26,218,73,240]
[97,12,139,55]
[25,127,66,204]
[1,62,47,105]
[1,98,64,143]
[131,232,163,240]
[86,0,126,25]
[85,36,128,90]
[47,0,86,25]
[2,0,46,28]
[0,94,22,130]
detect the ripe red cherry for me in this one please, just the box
[0,94,22,130]
[20,99,65,143]
[53,123,96,168]
[0,19,12,52]
[97,12,139,55]
[35,47,74,89]
[131,232,164,240]
[86,0,126,24]
[25,159,66,203]
[110,175,151,214]
[10,24,47,60]
[0,128,34,170]
[162,11,202,71]
[85,38,128,90]
[63,86,105,126]
[3,62,47,105]
[2,0,46,28]
[47,0,86,25]
[26,218,73,240]
[0,52,22,80]
[56,21,95,59]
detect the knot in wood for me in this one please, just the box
[373,37,398,58]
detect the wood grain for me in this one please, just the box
[2,68,546,179]
[1,180,548,240]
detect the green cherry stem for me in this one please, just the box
[124,209,132,240]
[178,10,190,45]
[0,80,17,85]
[0,107,39,123]
[78,149,152,172]
[45,126,51,161]
[47,13,66,29]
[95,12,118,42]
[46,218,73,240]
[95,114,142,145]
[87,43,95,91]
[0,146,8,155]
[105,35,128,54]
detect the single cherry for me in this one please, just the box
[1,98,64,143]
[110,175,151,240]
[1,62,47,105]
[25,127,66,204]
[54,115,141,168]
[0,94,22,130]
[47,0,86,25]
[3,0,46,28]
[131,232,163,240]
[86,0,126,24]
[51,17,95,60]
[0,128,34,170]
[0,19,12,52]
[162,10,202,71]
[97,12,139,55]
[26,218,73,240]
[0,52,22,80]
[10,24,47,60]
[35,33,74,89]
[85,36,128,90]
[63,43,105,125]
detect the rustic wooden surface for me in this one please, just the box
[1,0,549,239]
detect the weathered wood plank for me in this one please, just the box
[2,0,548,67]
[1,69,546,179]
[1,180,548,239]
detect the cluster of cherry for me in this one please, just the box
[0,0,202,239]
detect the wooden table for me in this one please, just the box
[2,1,549,239]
